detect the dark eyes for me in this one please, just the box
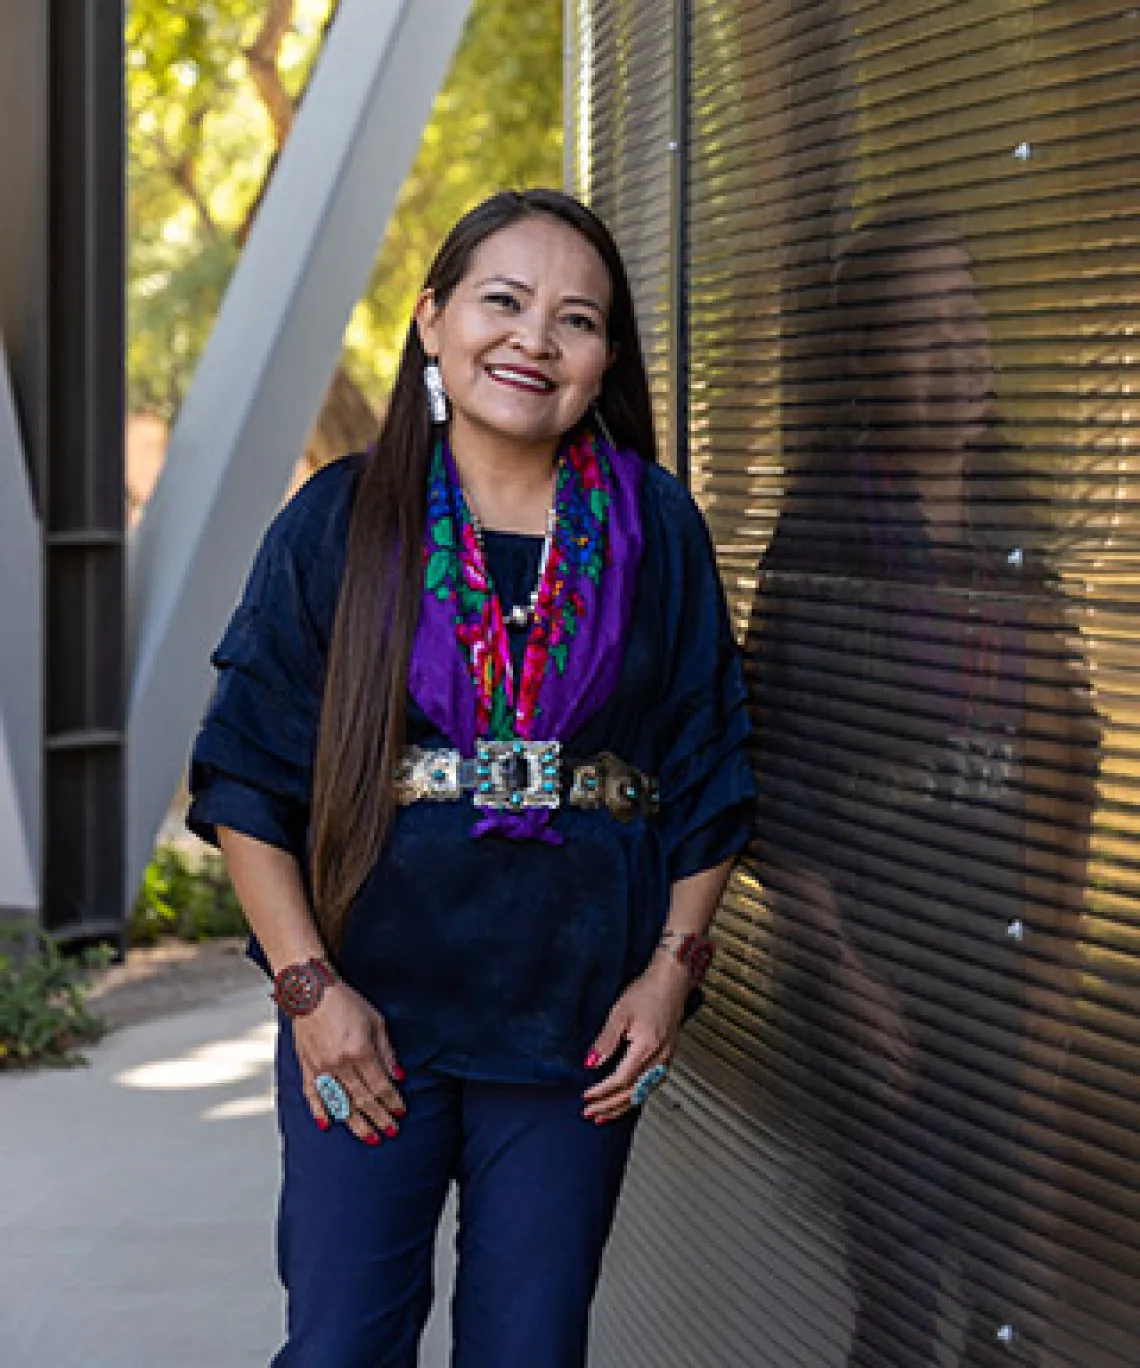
[483,291,522,312]
[481,292,601,334]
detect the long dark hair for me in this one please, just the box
[310,189,658,948]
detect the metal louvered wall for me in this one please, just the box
[571,2,1140,1364]
[566,0,682,471]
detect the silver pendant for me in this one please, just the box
[506,604,531,628]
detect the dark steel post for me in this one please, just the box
[671,0,692,488]
[0,1,126,943]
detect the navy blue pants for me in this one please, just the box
[272,1027,638,1367]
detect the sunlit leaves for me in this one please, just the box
[127,0,334,415]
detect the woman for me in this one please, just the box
[748,212,1100,1365]
[188,188,754,1367]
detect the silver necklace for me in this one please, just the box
[467,499,558,629]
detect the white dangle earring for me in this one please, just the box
[424,360,449,425]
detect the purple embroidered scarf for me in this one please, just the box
[407,432,645,840]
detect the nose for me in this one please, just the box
[511,310,558,358]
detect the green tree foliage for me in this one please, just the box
[126,0,563,458]
[127,0,330,418]
[126,1,281,236]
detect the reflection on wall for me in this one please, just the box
[567,0,678,468]
[576,2,1140,1365]
[749,214,1108,1363]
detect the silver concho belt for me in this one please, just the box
[395,742,660,823]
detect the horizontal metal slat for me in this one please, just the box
[580,0,1140,1362]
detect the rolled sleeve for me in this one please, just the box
[649,473,756,880]
[186,459,355,858]
[186,772,305,853]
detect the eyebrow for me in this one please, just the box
[475,275,606,315]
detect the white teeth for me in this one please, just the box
[488,367,553,392]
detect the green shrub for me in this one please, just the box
[128,844,247,946]
[0,926,111,1068]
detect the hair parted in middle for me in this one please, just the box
[310,188,658,947]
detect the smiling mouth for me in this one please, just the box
[486,365,556,395]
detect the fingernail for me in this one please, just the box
[594,1116,609,1126]
[584,1050,600,1068]
[391,1064,406,1082]
[364,1134,381,1148]
[393,1104,407,1118]
[383,1124,399,1139]
[316,1117,330,1132]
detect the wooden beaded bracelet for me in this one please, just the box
[271,957,337,1019]
[657,929,716,985]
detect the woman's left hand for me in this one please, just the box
[581,959,691,1123]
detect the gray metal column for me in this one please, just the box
[0,5,48,931]
[127,0,473,902]
[0,349,41,921]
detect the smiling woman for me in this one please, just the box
[186,189,755,1367]
[416,216,615,501]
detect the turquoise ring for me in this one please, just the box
[315,1072,352,1124]
[631,1062,669,1108]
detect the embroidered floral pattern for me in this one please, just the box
[425,433,612,742]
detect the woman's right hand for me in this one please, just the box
[291,984,407,1146]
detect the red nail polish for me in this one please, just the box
[594,1116,608,1126]
[383,1124,399,1139]
[316,1117,330,1132]
[584,1050,600,1069]
[391,1064,406,1082]
[364,1133,381,1148]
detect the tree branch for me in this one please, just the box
[243,0,297,146]
[236,0,343,246]
[143,128,224,242]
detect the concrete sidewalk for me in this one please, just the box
[0,984,453,1366]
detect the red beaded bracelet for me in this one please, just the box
[658,930,716,985]
[271,957,337,1019]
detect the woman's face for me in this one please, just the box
[416,215,615,462]
[854,242,993,456]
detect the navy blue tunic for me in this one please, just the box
[188,456,755,1086]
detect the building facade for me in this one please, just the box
[569,3,1140,1363]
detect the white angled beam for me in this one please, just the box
[126,0,473,897]
[0,339,41,914]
